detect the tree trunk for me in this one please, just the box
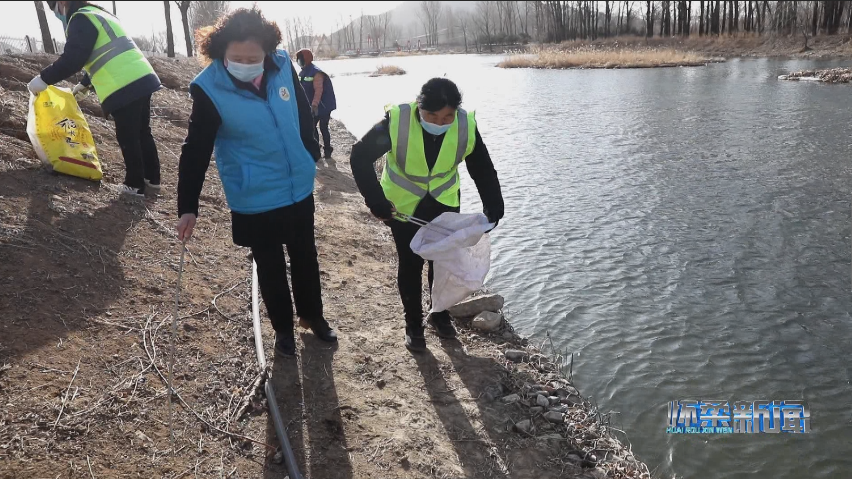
[177,2,193,57]
[674,0,679,35]
[687,1,692,36]
[164,1,175,57]
[727,0,734,34]
[662,1,670,36]
[712,1,720,34]
[734,0,739,32]
[646,1,652,37]
[700,1,705,34]
[112,1,116,15]
[34,1,56,54]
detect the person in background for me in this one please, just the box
[28,1,161,198]
[350,78,504,352]
[175,8,337,357]
[295,48,337,159]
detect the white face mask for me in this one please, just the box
[419,113,452,136]
[225,59,264,82]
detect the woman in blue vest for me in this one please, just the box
[175,8,337,357]
[295,49,336,159]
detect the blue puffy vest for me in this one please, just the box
[299,63,337,116]
[192,50,316,214]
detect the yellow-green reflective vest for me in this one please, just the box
[380,102,477,217]
[67,6,156,103]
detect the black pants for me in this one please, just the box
[313,113,332,151]
[250,197,324,334]
[389,220,435,328]
[111,94,160,190]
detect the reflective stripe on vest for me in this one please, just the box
[380,102,475,216]
[68,7,155,102]
[301,76,315,81]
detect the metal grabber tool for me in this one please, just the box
[392,211,454,236]
[168,241,186,451]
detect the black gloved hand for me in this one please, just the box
[369,199,394,220]
[484,205,503,225]
[484,205,503,233]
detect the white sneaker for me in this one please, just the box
[144,179,161,192]
[118,184,144,198]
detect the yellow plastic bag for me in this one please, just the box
[27,85,102,181]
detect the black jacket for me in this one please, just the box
[350,111,504,224]
[176,57,320,248]
[40,3,160,115]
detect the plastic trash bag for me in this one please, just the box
[27,85,102,181]
[409,212,495,313]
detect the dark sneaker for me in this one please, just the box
[323,147,333,159]
[428,311,457,339]
[405,326,427,352]
[274,333,296,357]
[299,317,338,342]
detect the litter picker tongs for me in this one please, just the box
[392,211,454,236]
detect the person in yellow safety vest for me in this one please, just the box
[28,1,162,198]
[350,78,505,352]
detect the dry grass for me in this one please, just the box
[499,47,711,69]
[371,64,407,76]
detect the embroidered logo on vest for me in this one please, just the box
[279,86,290,101]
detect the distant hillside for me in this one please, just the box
[328,0,478,52]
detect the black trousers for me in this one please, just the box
[389,220,435,328]
[111,94,160,190]
[313,113,332,151]
[250,197,324,334]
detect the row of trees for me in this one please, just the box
[32,1,852,59]
[330,1,851,54]
[32,1,228,57]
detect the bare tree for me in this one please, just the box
[132,36,154,52]
[458,11,472,52]
[175,1,193,57]
[444,5,455,45]
[34,1,56,54]
[418,1,443,47]
[380,11,394,49]
[164,1,175,57]
[475,1,496,51]
[190,0,229,32]
[367,15,382,51]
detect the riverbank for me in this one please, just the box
[779,67,852,83]
[552,35,852,59]
[499,48,714,69]
[0,54,650,478]
[499,35,852,69]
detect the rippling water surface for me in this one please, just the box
[321,54,852,479]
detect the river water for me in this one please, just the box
[320,53,852,479]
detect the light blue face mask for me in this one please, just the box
[225,59,265,82]
[419,114,452,136]
[53,4,67,28]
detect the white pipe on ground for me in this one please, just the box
[251,260,303,479]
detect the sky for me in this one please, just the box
[2,1,403,53]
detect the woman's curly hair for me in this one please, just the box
[195,8,281,65]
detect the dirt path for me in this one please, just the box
[0,54,647,479]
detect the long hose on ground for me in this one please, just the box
[252,260,303,479]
